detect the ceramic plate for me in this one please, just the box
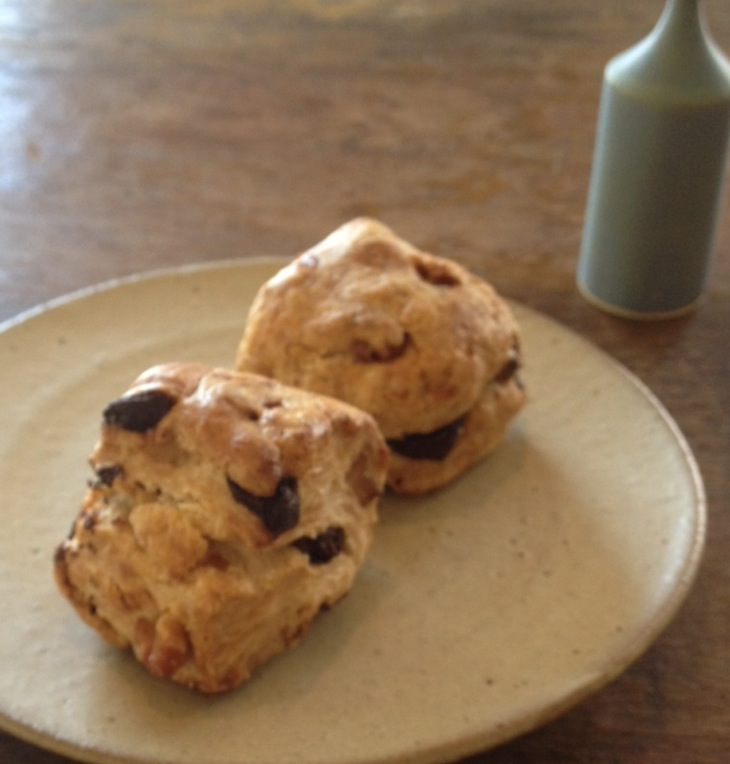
[0,260,705,764]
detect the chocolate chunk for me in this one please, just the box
[494,356,519,384]
[103,390,176,433]
[95,465,123,487]
[227,476,300,536]
[293,527,345,564]
[387,415,466,461]
[494,343,522,385]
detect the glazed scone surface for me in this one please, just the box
[236,218,525,494]
[54,362,388,693]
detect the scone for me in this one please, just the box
[53,362,388,693]
[235,218,525,494]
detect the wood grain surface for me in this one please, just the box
[1,1,728,762]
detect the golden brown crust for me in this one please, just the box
[236,218,525,494]
[54,363,388,693]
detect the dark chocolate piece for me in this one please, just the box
[95,465,123,487]
[227,476,300,536]
[494,356,520,384]
[387,415,466,461]
[103,390,176,433]
[292,526,345,565]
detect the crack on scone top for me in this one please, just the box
[413,256,462,287]
[351,332,412,364]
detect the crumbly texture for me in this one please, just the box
[236,218,525,494]
[54,362,388,693]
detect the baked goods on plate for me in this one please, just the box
[54,362,388,693]
[236,218,525,494]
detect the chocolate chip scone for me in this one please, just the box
[53,362,388,693]
[235,218,525,494]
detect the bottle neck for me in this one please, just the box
[652,0,704,58]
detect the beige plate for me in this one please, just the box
[0,260,705,764]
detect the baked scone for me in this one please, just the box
[235,218,525,494]
[53,362,388,693]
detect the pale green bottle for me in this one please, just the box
[577,0,730,318]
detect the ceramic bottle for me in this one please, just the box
[577,0,730,318]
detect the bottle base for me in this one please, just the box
[576,280,701,321]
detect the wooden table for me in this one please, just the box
[1,1,728,762]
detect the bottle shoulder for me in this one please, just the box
[605,2,730,104]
